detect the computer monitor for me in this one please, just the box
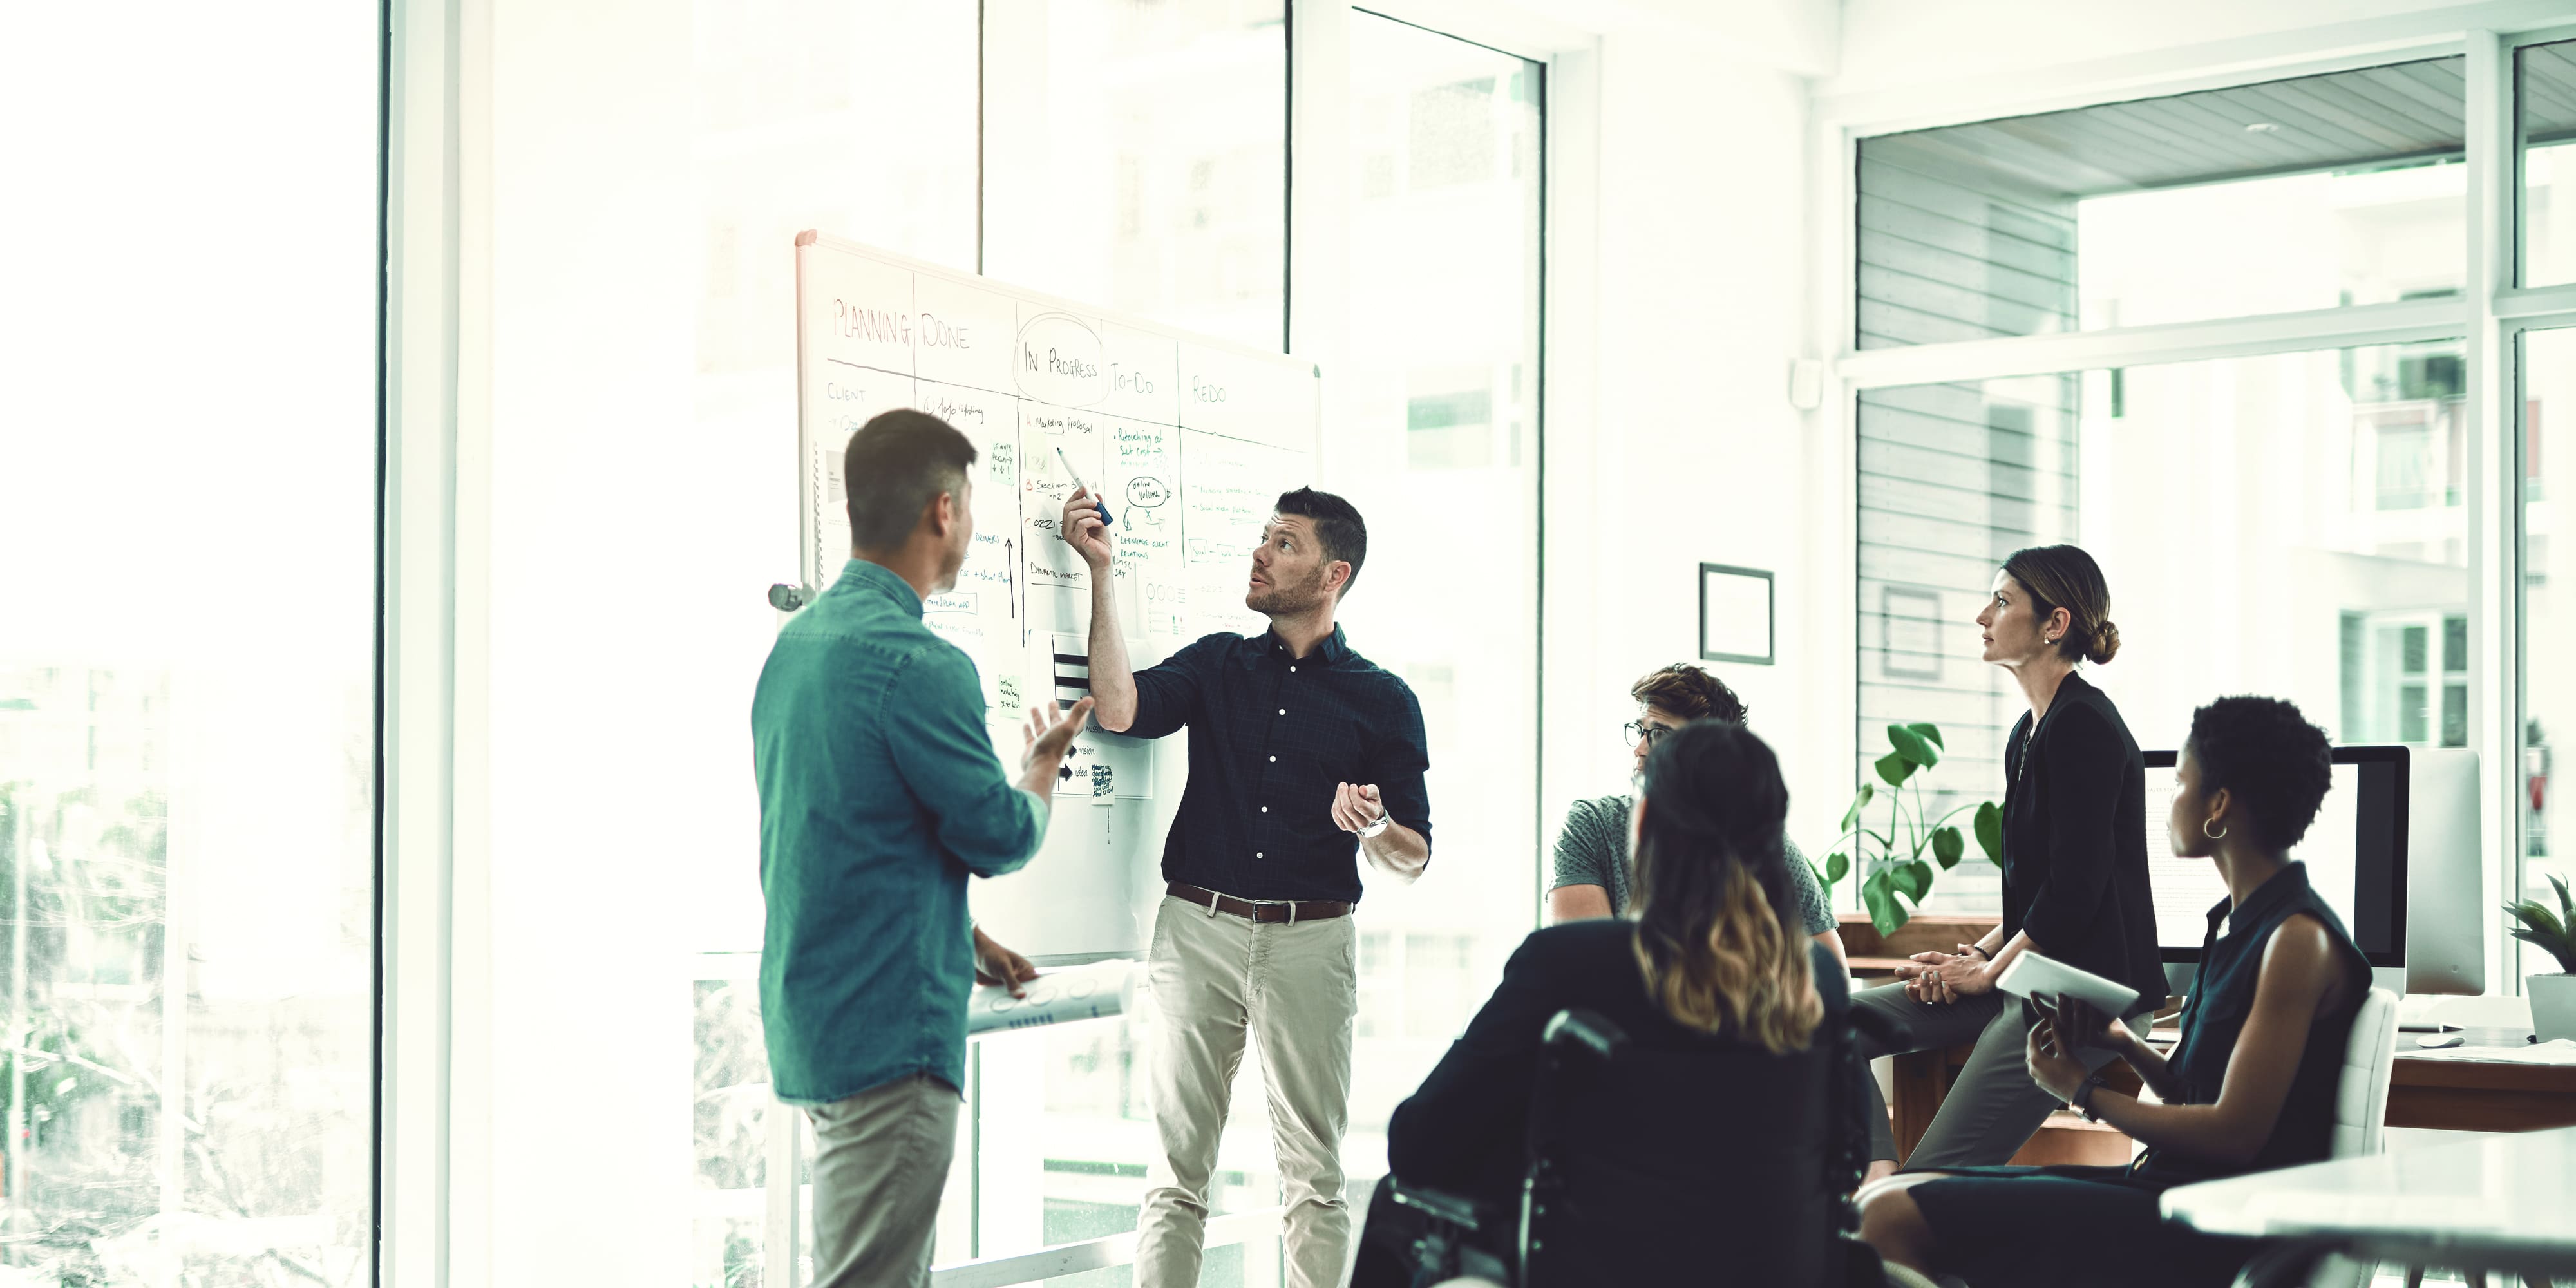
[2149,746,2409,999]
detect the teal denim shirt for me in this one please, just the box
[753,559,1047,1103]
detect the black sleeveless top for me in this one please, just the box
[2137,862,2369,1184]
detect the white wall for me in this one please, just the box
[1542,30,1835,849]
[478,0,709,1278]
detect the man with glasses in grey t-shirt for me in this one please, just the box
[1546,663,1847,972]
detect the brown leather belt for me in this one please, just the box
[1167,882,1352,923]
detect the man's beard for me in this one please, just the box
[1245,563,1327,616]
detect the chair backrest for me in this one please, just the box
[1522,952,1856,1288]
[1530,1037,1842,1285]
[2331,987,2399,1158]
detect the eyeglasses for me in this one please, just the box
[1623,720,1674,750]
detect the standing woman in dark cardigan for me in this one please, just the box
[1850,544,2167,1180]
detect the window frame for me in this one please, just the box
[1813,12,2576,996]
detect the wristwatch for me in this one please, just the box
[2070,1074,2108,1122]
[1357,811,1392,838]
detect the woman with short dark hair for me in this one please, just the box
[1858,696,2371,1288]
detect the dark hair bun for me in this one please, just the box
[2087,620,2120,666]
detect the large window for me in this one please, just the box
[1850,39,2576,964]
[984,0,1290,353]
[1858,343,2473,911]
[1330,10,1544,1177]
[0,5,380,1282]
[1861,59,2467,348]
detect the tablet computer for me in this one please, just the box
[1994,949,2141,1019]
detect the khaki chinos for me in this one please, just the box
[1133,893,1359,1288]
[806,1072,961,1288]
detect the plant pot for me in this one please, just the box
[2531,974,2576,1043]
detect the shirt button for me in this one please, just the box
[1278,708,1286,715]
[1261,806,1269,813]
[1269,755,1276,762]
[1290,666,1297,672]
[1256,852,1264,858]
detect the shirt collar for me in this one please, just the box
[2205,860,2313,938]
[840,558,923,618]
[1242,623,1350,668]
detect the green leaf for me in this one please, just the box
[1931,825,1965,869]
[51,1077,74,1097]
[1908,722,1945,752]
[1875,752,1916,788]
[1886,723,1942,770]
[1973,800,2003,865]
[2506,900,2566,944]
[2555,874,2575,927]
[1824,851,1850,884]
[1862,871,1910,937]
[1885,860,1931,902]
[1839,784,1875,834]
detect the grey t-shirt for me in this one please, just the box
[1548,793,1836,936]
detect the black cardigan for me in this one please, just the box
[1998,671,2166,1008]
[1387,921,1848,1200]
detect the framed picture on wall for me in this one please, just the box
[1699,564,1774,666]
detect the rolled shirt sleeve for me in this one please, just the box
[2018,702,2124,952]
[884,644,1048,878]
[1367,682,1434,851]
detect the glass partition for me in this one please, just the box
[0,6,380,1281]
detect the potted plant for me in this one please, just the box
[1812,722,2004,936]
[2506,875,2576,1043]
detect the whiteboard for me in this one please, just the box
[793,231,1321,958]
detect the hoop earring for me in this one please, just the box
[2202,819,2228,840]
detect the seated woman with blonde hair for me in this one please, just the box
[1350,719,1861,1285]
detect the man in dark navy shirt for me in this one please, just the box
[1061,484,1431,1288]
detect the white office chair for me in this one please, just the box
[2330,987,2400,1159]
[2237,987,2404,1287]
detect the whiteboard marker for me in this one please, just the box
[1055,447,1113,527]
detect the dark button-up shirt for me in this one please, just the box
[752,559,1048,1104]
[1125,625,1432,902]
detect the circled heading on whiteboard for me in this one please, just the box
[1017,312,1110,408]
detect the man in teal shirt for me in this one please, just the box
[753,409,1092,1288]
